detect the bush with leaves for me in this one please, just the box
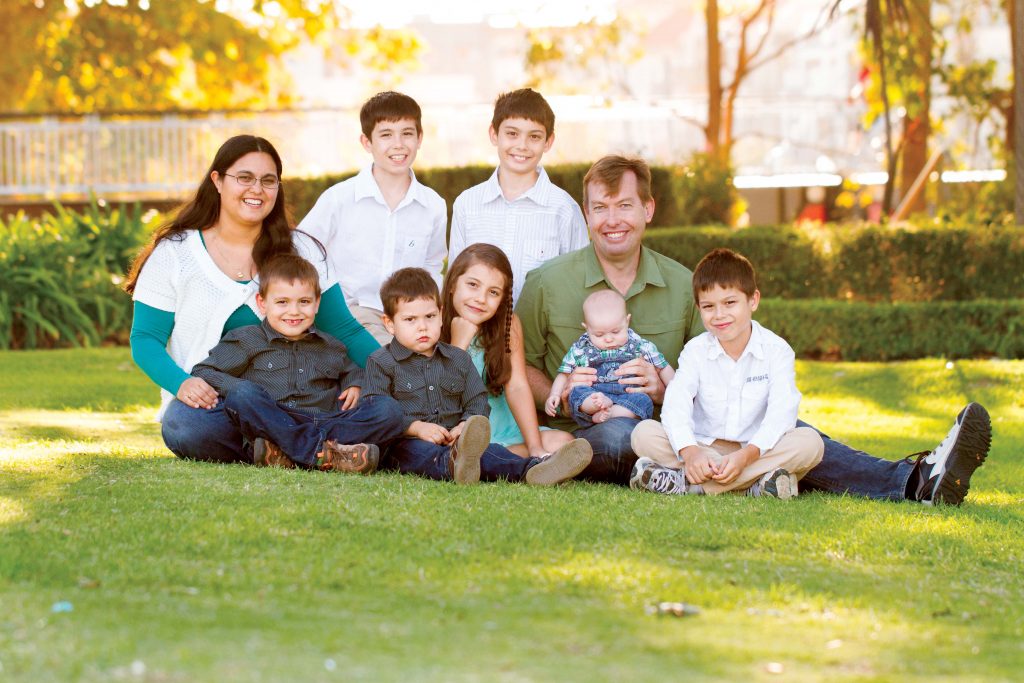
[0,202,156,349]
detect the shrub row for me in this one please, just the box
[285,153,736,229]
[757,299,1024,361]
[0,203,156,350]
[644,225,1024,301]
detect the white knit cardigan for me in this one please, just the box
[132,229,332,421]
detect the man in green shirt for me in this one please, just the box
[517,155,992,502]
[516,155,703,483]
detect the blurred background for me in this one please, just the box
[0,0,1017,224]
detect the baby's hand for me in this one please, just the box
[544,394,561,417]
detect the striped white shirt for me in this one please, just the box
[449,167,589,304]
[297,164,447,311]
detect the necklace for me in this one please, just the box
[208,228,254,280]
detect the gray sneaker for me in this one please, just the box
[450,415,489,485]
[907,402,991,506]
[747,468,798,499]
[629,457,689,494]
[525,438,593,485]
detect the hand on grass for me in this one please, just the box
[338,386,360,411]
[177,377,219,410]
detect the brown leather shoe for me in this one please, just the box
[253,438,296,469]
[449,415,489,485]
[316,441,379,474]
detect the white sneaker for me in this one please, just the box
[747,468,798,500]
[908,402,991,506]
[630,457,690,495]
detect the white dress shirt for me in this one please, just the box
[662,320,801,456]
[449,167,589,304]
[297,164,447,311]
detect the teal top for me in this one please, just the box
[467,339,550,448]
[130,283,377,395]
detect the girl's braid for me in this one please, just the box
[503,295,513,354]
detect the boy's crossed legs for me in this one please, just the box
[222,380,404,472]
[630,420,824,496]
[384,416,593,486]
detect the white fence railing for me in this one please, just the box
[0,98,985,201]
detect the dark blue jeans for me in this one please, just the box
[569,382,654,426]
[384,438,540,482]
[798,420,914,500]
[573,416,641,484]
[162,381,404,467]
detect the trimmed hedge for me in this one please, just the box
[285,154,736,229]
[644,225,1024,302]
[757,299,1024,361]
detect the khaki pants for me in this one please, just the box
[350,305,393,345]
[631,420,824,495]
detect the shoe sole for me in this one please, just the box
[931,403,991,506]
[762,470,798,500]
[453,415,489,485]
[526,438,593,486]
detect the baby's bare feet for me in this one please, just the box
[580,392,612,415]
[591,408,612,424]
[606,404,640,420]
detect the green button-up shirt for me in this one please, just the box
[516,244,703,431]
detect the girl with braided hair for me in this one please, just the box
[441,243,588,463]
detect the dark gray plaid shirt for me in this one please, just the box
[362,339,489,433]
[192,319,365,416]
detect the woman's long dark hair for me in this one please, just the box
[441,244,513,396]
[124,135,295,294]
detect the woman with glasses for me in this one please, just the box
[124,134,380,463]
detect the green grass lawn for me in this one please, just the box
[1,349,1022,682]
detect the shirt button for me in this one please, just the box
[298,368,304,373]
[288,401,295,407]
[428,386,434,391]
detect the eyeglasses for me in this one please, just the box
[223,172,280,190]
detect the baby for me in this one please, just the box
[545,289,675,426]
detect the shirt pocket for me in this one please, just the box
[740,376,770,409]
[252,352,292,391]
[523,236,561,271]
[439,374,466,399]
[399,225,434,266]
[394,375,427,401]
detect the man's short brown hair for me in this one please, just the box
[692,248,758,300]
[258,254,321,299]
[582,155,653,209]
[380,267,441,318]
[491,88,555,138]
[360,91,423,138]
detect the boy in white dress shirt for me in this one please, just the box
[449,88,589,304]
[298,91,447,344]
[629,248,824,499]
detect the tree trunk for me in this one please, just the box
[899,0,932,216]
[706,0,723,162]
[1013,0,1024,226]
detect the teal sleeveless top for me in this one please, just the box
[468,339,551,448]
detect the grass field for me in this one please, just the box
[1,349,1022,682]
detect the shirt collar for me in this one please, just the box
[705,320,766,361]
[387,338,454,361]
[353,164,426,208]
[582,245,668,297]
[482,167,553,205]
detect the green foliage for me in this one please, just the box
[759,299,1024,360]
[0,202,155,350]
[644,224,1024,302]
[0,0,419,113]
[286,156,738,228]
